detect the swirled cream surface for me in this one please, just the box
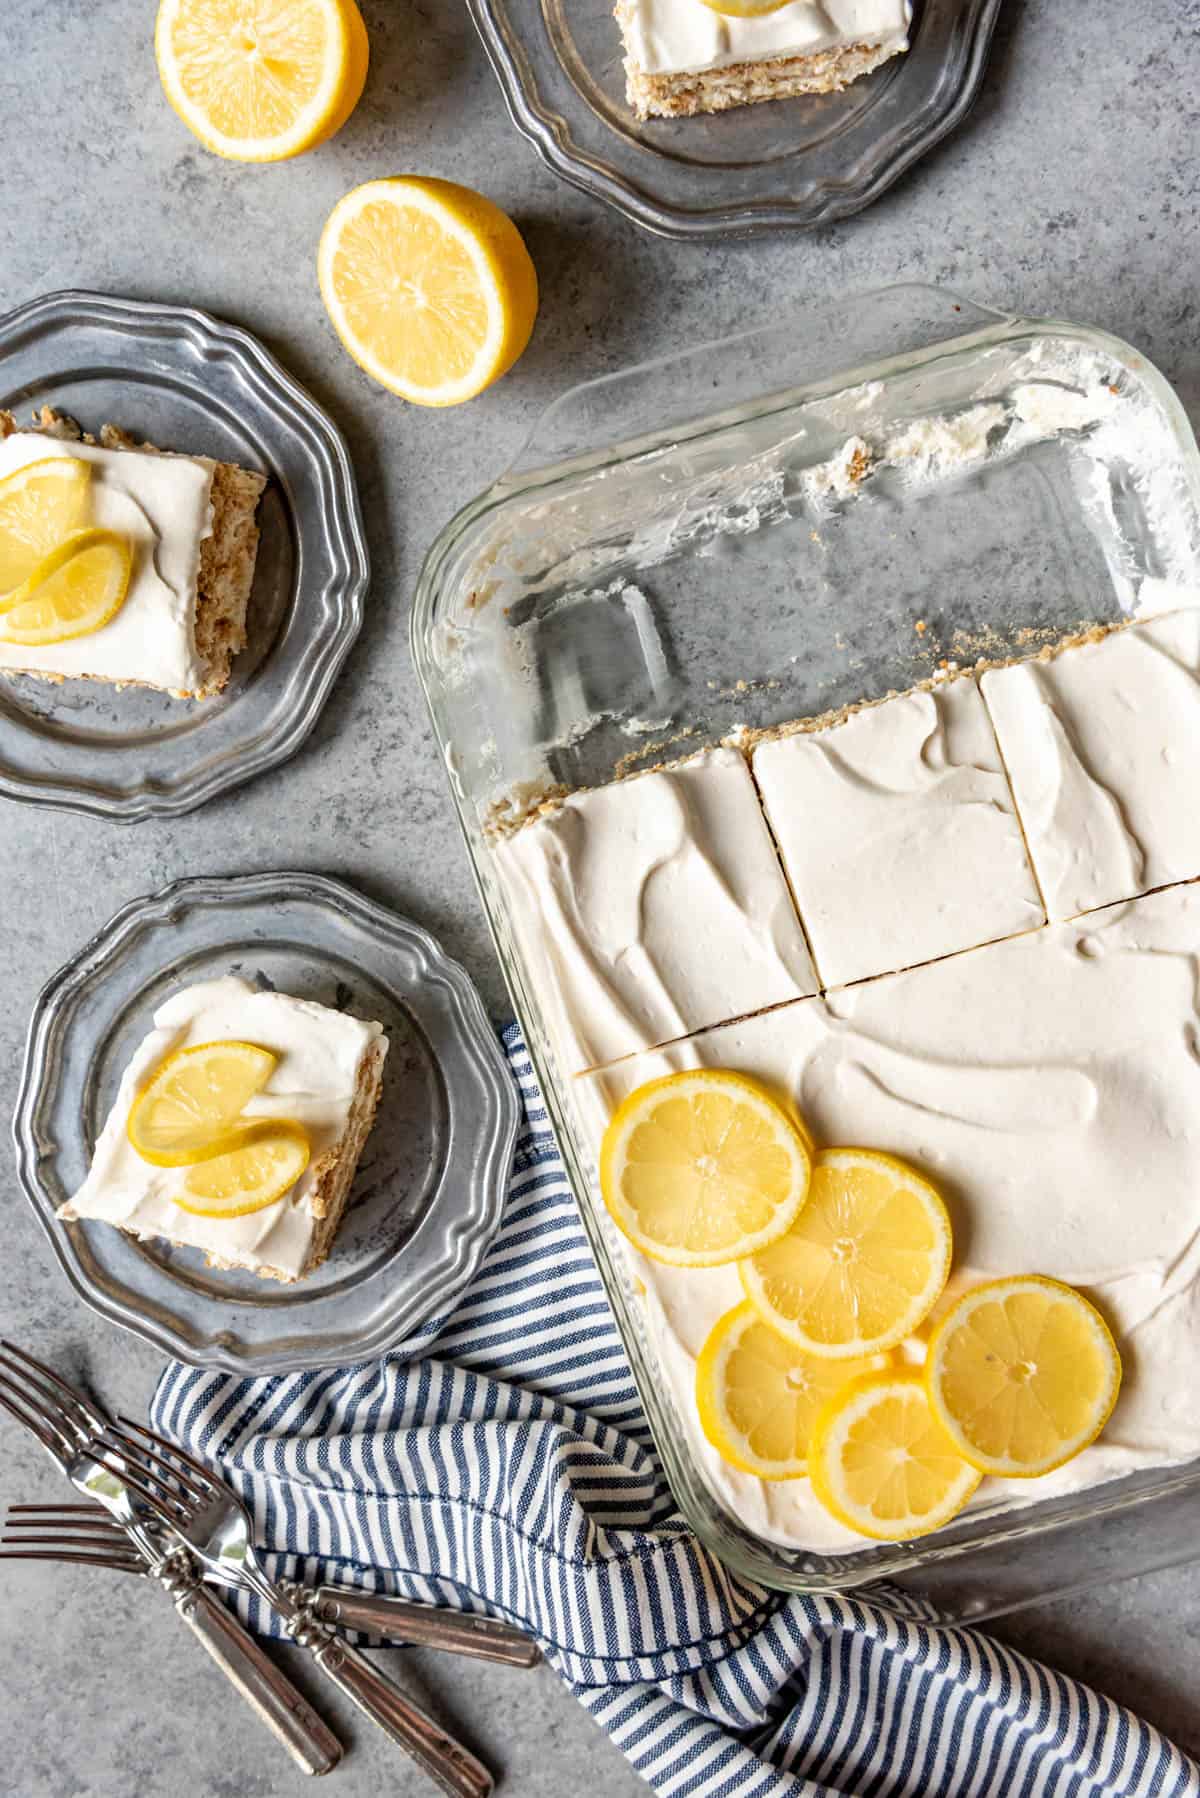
[61,977,385,1279]
[0,432,214,692]
[574,883,1200,1550]
[754,680,1045,988]
[493,747,818,1075]
[982,610,1200,922]
[624,0,910,78]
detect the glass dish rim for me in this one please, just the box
[411,288,1200,1591]
[12,867,520,1375]
[0,287,370,824]
[466,0,1004,240]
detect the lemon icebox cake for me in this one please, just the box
[492,605,1200,1548]
[60,977,387,1283]
[0,410,265,698]
[616,0,911,120]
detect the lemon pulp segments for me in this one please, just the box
[0,530,133,647]
[0,458,91,602]
[926,1276,1122,1477]
[127,1040,279,1166]
[740,1147,952,1357]
[318,178,538,406]
[600,1070,812,1268]
[810,1372,982,1541]
[696,1300,887,1479]
[155,0,367,163]
[178,1123,310,1217]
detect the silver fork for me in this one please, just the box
[0,1342,493,1798]
[0,1346,341,1777]
[4,1500,539,1667]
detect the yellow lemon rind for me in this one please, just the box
[925,1275,1122,1480]
[739,1146,952,1360]
[0,457,93,606]
[0,529,133,647]
[599,1069,812,1269]
[809,1371,982,1542]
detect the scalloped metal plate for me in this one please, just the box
[13,871,518,1373]
[0,290,368,820]
[468,0,1002,238]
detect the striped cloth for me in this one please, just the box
[152,1028,1197,1798]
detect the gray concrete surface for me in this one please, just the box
[1,1,1198,1793]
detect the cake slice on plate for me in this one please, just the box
[0,408,265,699]
[59,976,387,1284]
[616,0,911,120]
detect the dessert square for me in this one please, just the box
[616,0,910,120]
[575,882,1200,1549]
[492,745,818,1075]
[981,613,1200,921]
[59,976,387,1284]
[751,680,1045,988]
[0,409,265,699]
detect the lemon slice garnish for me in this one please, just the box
[694,0,791,15]
[317,177,539,407]
[926,1275,1122,1478]
[600,1070,812,1268]
[0,458,91,603]
[0,529,133,647]
[177,1123,310,1218]
[740,1147,952,1358]
[810,1372,982,1541]
[155,0,368,163]
[696,1300,888,1480]
[127,1040,278,1168]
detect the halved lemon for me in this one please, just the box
[317,177,538,406]
[0,458,91,602]
[599,1070,812,1268]
[696,1300,888,1480]
[810,1372,982,1541]
[127,1040,278,1167]
[0,530,133,647]
[155,0,369,163]
[177,1122,310,1217]
[740,1147,952,1358]
[926,1276,1122,1478]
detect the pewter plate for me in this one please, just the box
[469,0,1001,238]
[0,290,368,820]
[13,871,518,1373]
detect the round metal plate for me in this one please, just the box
[13,871,518,1373]
[0,289,368,819]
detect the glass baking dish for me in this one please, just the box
[412,284,1200,1617]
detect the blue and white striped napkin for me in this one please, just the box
[153,1028,1198,1798]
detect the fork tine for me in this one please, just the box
[90,1443,189,1523]
[100,1424,206,1510]
[0,1548,142,1571]
[0,1380,75,1461]
[104,1421,210,1506]
[0,1340,103,1436]
[2,1529,132,1550]
[4,1512,127,1536]
[116,1415,221,1497]
[6,1503,106,1517]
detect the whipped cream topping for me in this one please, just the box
[0,432,214,693]
[623,0,910,79]
[60,977,386,1280]
[574,882,1200,1550]
[494,748,818,1076]
[982,611,1200,921]
[753,681,1045,987]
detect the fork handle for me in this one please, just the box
[173,1582,342,1777]
[311,1588,540,1668]
[307,1633,493,1798]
